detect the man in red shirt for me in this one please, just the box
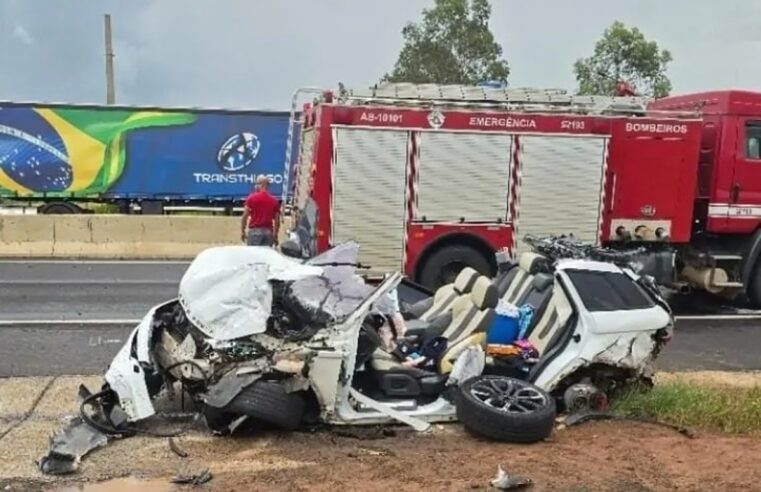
[241,175,280,246]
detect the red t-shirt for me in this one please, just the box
[245,191,280,230]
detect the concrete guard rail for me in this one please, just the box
[0,215,240,259]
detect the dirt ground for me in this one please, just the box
[1,421,760,492]
[2,372,761,492]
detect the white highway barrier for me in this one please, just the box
[0,215,240,259]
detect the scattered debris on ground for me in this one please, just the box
[6,422,761,491]
[168,437,188,458]
[561,410,696,438]
[170,469,212,486]
[490,465,533,490]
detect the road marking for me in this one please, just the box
[0,279,179,285]
[88,336,124,346]
[0,319,140,326]
[675,314,761,321]
[0,260,190,265]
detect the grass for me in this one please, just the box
[91,203,120,214]
[612,380,761,435]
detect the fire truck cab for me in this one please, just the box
[285,82,706,293]
[651,90,761,304]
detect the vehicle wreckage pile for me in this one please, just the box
[38,237,674,475]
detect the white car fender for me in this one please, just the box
[533,264,671,391]
[104,325,155,422]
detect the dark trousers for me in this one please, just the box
[246,228,274,246]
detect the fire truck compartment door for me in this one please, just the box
[517,136,608,252]
[332,128,408,272]
[416,132,511,222]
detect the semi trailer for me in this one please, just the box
[0,101,299,214]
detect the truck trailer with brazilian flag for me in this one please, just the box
[0,102,297,214]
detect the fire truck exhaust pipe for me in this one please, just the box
[680,265,729,294]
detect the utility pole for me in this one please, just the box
[104,14,115,105]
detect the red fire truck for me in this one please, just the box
[283,83,761,306]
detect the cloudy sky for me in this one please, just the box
[0,0,758,110]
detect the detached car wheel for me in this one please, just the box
[225,380,306,431]
[456,375,556,443]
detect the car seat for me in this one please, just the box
[367,350,449,398]
[368,276,498,397]
[499,252,547,305]
[437,276,498,346]
[527,285,575,355]
[515,273,554,327]
[403,267,479,321]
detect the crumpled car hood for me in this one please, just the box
[178,246,323,341]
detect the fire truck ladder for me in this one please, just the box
[335,82,696,117]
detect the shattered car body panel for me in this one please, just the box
[38,417,109,475]
[45,238,676,476]
[531,260,672,391]
[179,246,323,340]
[104,241,402,425]
[104,323,156,421]
[102,246,672,428]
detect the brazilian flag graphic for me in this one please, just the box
[0,106,196,196]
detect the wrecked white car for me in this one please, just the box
[39,238,673,474]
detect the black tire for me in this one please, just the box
[38,202,81,214]
[224,380,306,431]
[748,264,761,308]
[418,244,492,290]
[203,406,237,434]
[456,375,556,443]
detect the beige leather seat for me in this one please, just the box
[406,267,480,322]
[436,276,501,374]
[370,276,498,378]
[439,276,498,346]
[501,252,546,305]
[527,286,574,355]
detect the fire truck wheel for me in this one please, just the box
[749,268,761,308]
[418,244,492,290]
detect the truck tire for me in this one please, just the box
[418,244,492,290]
[456,375,556,443]
[749,262,761,308]
[224,380,306,431]
[38,202,81,214]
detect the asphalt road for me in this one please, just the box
[1,319,759,377]
[0,260,187,321]
[0,260,760,377]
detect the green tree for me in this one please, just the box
[383,0,509,85]
[574,21,673,98]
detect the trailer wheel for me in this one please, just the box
[418,244,492,290]
[38,202,82,214]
